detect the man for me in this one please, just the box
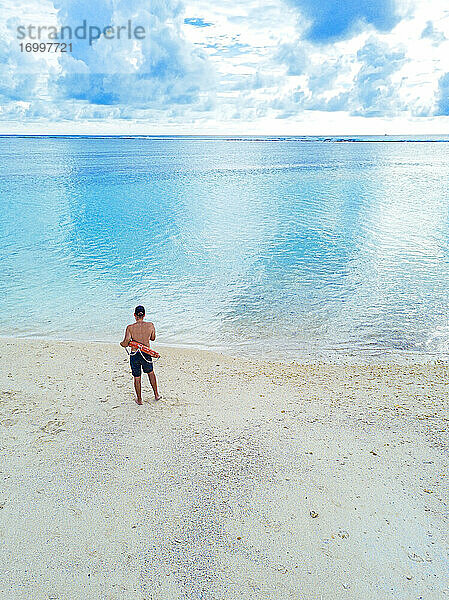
[120,305,161,405]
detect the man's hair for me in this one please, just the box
[134,305,145,317]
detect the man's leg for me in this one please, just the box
[148,371,161,400]
[133,376,143,404]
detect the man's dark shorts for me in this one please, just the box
[130,351,153,377]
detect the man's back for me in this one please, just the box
[128,320,155,346]
[120,305,160,404]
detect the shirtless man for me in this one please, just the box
[120,305,161,405]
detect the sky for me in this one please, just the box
[1,0,449,134]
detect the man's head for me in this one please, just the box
[134,305,145,320]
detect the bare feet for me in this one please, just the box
[154,394,162,401]
[136,398,143,405]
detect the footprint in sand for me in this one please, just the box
[337,530,350,539]
[40,420,65,435]
[408,551,432,562]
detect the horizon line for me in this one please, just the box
[1,133,449,141]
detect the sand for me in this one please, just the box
[0,338,448,600]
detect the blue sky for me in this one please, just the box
[1,0,449,133]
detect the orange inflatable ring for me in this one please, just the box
[129,341,160,359]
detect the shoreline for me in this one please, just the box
[1,334,448,367]
[1,338,448,599]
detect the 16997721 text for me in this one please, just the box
[20,42,72,52]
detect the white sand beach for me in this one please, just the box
[0,338,448,599]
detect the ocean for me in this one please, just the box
[1,135,449,360]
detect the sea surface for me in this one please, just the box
[1,135,449,361]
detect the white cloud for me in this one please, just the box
[351,36,407,116]
[1,0,449,131]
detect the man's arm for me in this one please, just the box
[150,323,156,341]
[120,325,132,347]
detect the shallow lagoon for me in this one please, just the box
[1,136,449,359]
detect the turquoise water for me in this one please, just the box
[1,136,449,359]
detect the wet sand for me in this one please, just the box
[0,338,448,599]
